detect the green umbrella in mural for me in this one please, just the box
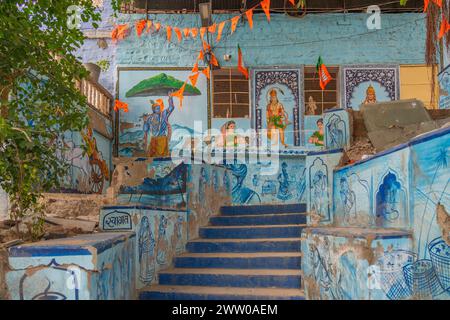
[125,73,201,97]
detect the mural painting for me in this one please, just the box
[252,68,303,147]
[117,68,210,157]
[305,116,324,149]
[341,65,399,110]
[439,65,450,109]
[324,109,350,150]
[99,207,188,289]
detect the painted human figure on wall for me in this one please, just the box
[277,162,293,201]
[138,216,156,285]
[308,118,325,147]
[376,172,403,224]
[143,95,175,157]
[311,170,327,218]
[216,120,246,148]
[174,215,185,255]
[228,164,261,204]
[306,96,318,115]
[266,88,290,148]
[339,177,357,221]
[326,117,344,149]
[156,215,169,265]
[363,84,377,105]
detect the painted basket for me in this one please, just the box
[378,250,415,300]
[403,259,443,298]
[428,237,450,292]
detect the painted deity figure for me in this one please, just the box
[229,164,261,204]
[138,216,156,285]
[311,170,327,218]
[339,177,357,222]
[216,120,246,148]
[266,89,290,148]
[306,96,318,115]
[326,117,344,149]
[156,215,169,265]
[277,162,293,201]
[81,127,110,181]
[143,95,175,158]
[308,118,325,147]
[363,84,377,105]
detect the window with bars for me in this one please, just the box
[212,68,250,119]
[304,66,340,115]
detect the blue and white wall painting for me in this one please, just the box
[324,109,351,150]
[341,65,400,110]
[225,155,307,206]
[117,158,188,209]
[99,207,187,289]
[117,68,210,158]
[58,129,112,194]
[333,145,410,229]
[306,149,343,225]
[304,115,324,150]
[439,65,450,109]
[301,228,415,300]
[252,68,303,148]
[6,232,136,300]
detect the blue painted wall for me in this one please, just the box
[115,13,426,67]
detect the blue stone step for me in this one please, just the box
[139,285,305,300]
[199,224,305,239]
[158,268,302,289]
[210,213,307,226]
[186,238,302,253]
[220,203,306,215]
[174,252,302,269]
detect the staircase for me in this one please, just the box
[140,204,307,300]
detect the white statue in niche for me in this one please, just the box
[306,96,318,115]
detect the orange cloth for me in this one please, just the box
[289,0,296,6]
[183,28,190,38]
[202,66,210,79]
[198,50,204,61]
[192,62,199,73]
[174,27,182,42]
[114,100,129,113]
[111,24,129,43]
[261,0,271,22]
[149,136,169,157]
[210,53,219,67]
[135,20,146,37]
[153,99,165,111]
[208,23,217,34]
[216,21,226,42]
[166,25,172,41]
[146,20,153,33]
[200,27,207,40]
[231,16,240,34]
[190,28,198,38]
[154,22,161,31]
[171,82,187,108]
[189,72,200,87]
[439,17,450,39]
[245,8,254,29]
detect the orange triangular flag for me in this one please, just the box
[189,73,200,87]
[424,0,430,11]
[166,25,172,41]
[192,62,199,73]
[231,16,240,34]
[114,100,129,113]
[261,0,271,22]
[200,27,207,40]
[210,53,219,67]
[202,66,210,79]
[183,28,190,38]
[190,28,198,38]
[203,41,211,52]
[154,22,161,31]
[135,20,146,37]
[438,17,450,39]
[208,23,217,34]
[198,50,204,61]
[237,45,249,79]
[174,27,182,42]
[245,9,254,29]
[216,21,226,42]
[171,82,187,108]
[111,24,129,43]
[289,0,296,6]
[146,20,153,33]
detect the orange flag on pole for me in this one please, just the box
[289,0,296,6]
[202,66,211,79]
[210,53,219,67]
[174,27,182,42]
[190,28,198,38]
[183,28,190,38]
[111,24,129,43]
[166,25,172,42]
[216,21,226,42]
[171,82,187,108]
[135,20,146,37]
[114,100,129,113]
[200,27,207,40]
[154,22,161,31]
[146,20,153,33]
[208,23,217,34]
[261,0,271,22]
[316,56,332,90]
[189,73,200,87]
[237,45,249,79]
[439,17,450,39]
[245,9,254,29]
[231,16,240,34]
[192,62,199,73]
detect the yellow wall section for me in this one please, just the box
[400,65,439,109]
